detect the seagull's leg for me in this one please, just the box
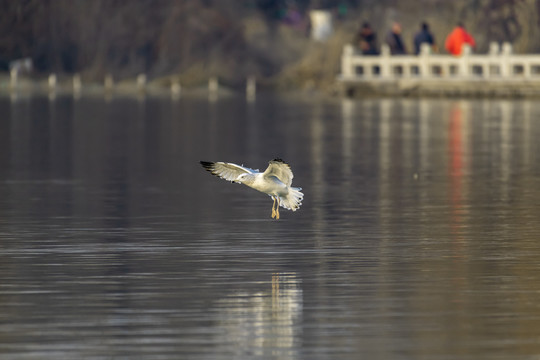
[276,198,280,220]
[271,197,276,218]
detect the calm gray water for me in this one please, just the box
[1,94,540,359]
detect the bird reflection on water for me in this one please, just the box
[215,273,302,358]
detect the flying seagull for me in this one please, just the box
[200,159,303,219]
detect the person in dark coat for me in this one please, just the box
[355,22,378,55]
[385,22,407,55]
[414,22,437,54]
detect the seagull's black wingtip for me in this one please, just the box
[200,161,215,171]
[272,158,285,163]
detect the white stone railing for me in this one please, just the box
[340,42,540,80]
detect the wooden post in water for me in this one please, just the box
[246,76,256,101]
[137,74,147,93]
[104,74,114,92]
[171,77,181,99]
[73,74,82,97]
[9,68,18,91]
[48,74,57,90]
[104,74,114,101]
[48,73,57,100]
[209,77,218,100]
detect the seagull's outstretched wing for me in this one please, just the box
[200,161,257,182]
[262,158,294,186]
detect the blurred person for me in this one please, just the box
[283,3,303,29]
[385,22,407,55]
[355,22,378,55]
[414,22,437,54]
[445,23,475,56]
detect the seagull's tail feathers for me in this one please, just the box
[280,187,303,212]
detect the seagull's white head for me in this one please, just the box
[236,173,254,185]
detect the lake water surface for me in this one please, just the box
[1,94,540,359]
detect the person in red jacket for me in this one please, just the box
[445,23,476,55]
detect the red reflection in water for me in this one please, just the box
[448,104,467,305]
[449,107,463,180]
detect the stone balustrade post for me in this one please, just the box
[501,42,513,77]
[419,43,431,77]
[380,44,391,78]
[341,44,355,78]
[459,44,472,77]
